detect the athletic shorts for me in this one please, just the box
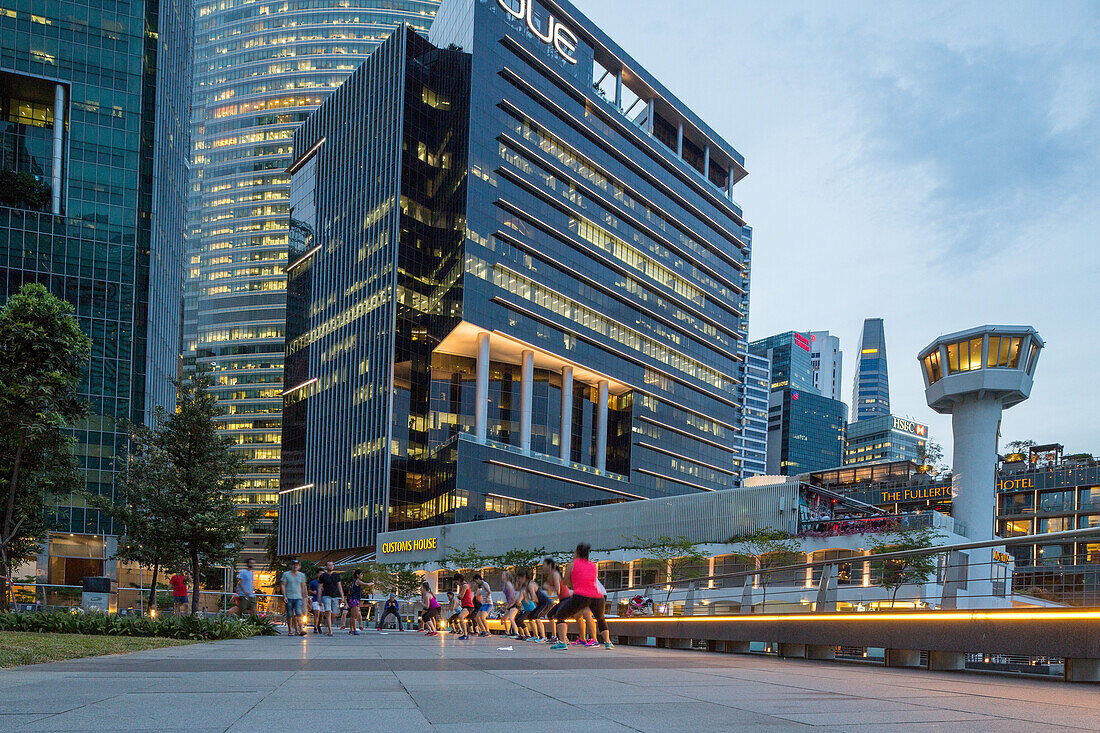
[172,595,188,604]
[423,607,442,622]
[321,596,341,613]
[237,595,256,613]
[285,598,303,615]
[311,600,322,612]
[347,598,360,608]
[471,600,482,614]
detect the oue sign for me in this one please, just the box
[498,0,579,65]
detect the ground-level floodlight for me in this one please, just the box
[919,325,1043,607]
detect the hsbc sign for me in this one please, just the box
[892,416,928,437]
[497,0,579,65]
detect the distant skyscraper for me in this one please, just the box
[1,0,190,581]
[184,0,441,563]
[852,317,890,422]
[749,331,816,394]
[740,351,771,477]
[808,330,842,402]
[766,388,848,475]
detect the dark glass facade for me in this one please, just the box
[766,388,848,475]
[852,317,890,422]
[1,0,188,539]
[280,0,752,556]
[749,331,816,394]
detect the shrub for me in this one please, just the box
[0,611,278,640]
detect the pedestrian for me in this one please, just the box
[235,558,258,618]
[308,575,322,632]
[168,570,190,617]
[344,568,368,635]
[378,593,404,631]
[420,582,442,636]
[451,574,474,639]
[445,590,459,632]
[317,561,344,636]
[551,543,612,651]
[471,573,492,637]
[280,559,308,636]
[542,558,570,644]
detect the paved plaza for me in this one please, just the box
[1,630,1097,732]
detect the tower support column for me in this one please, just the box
[559,366,573,461]
[474,332,489,443]
[519,349,533,453]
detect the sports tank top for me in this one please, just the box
[553,571,571,599]
[461,586,473,607]
[427,595,440,609]
[571,558,600,598]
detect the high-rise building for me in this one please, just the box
[844,415,928,466]
[1,0,190,581]
[766,388,848,475]
[740,351,771,477]
[808,330,842,402]
[749,331,816,394]
[184,0,442,563]
[852,317,890,421]
[279,0,752,557]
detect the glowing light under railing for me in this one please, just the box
[604,609,1100,623]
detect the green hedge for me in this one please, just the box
[0,611,278,640]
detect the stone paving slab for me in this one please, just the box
[1,630,1097,732]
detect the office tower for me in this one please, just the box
[808,330,842,402]
[279,0,752,556]
[844,415,928,466]
[749,331,817,394]
[184,0,441,563]
[740,351,771,477]
[766,388,848,475]
[852,317,890,421]
[0,0,190,580]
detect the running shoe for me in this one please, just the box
[478,632,489,638]
[427,631,439,637]
[570,638,585,645]
[550,642,568,650]
[584,639,599,647]
[351,630,359,635]
[604,642,614,650]
[458,634,469,640]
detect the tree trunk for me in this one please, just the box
[147,562,159,614]
[190,549,200,616]
[0,547,9,612]
[892,583,901,608]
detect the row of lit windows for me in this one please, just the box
[486,261,735,394]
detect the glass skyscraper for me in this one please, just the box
[852,317,890,422]
[1,0,189,581]
[279,0,752,556]
[184,0,441,561]
[748,331,816,394]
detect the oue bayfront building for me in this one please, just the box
[278,0,752,557]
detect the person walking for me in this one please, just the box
[345,568,368,635]
[550,544,612,651]
[168,570,190,616]
[317,561,344,636]
[378,593,404,631]
[420,582,442,636]
[308,575,322,633]
[280,560,308,636]
[235,558,258,618]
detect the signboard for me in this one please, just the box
[380,537,437,555]
[993,550,1012,564]
[997,477,1035,491]
[497,0,579,64]
[892,416,928,437]
[877,485,951,504]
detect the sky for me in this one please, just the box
[573,0,1100,461]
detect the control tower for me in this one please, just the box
[918,326,1043,606]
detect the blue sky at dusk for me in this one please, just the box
[573,0,1100,459]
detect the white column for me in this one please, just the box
[646,99,654,134]
[727,176,734,200]
[559,366,573,462]
[595,380,609,471]
[51,84,65,215]
[614,71,623,109]
[519,349,533,454]
[474,332,489,443]
[676,122,683,157]
[951,395,1002,606]
[703,145,710,180]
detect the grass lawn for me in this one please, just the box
[0,631,197,669]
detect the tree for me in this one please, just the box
[87,417,187,613]
[734,528,802,610]
[626,535,709,604]
[0,284,91,610]
[443,544,492,574]
[157,369,257,614]
[493,547,548,575]
[1003,439,1036,459]
[915,439,945,474]
[377,564,423,600]
[869,526,945,607]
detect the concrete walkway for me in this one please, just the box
[0,629,1096,732]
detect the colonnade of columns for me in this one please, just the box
[471,332,608,469]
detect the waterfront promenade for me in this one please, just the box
[1,631,1095,732]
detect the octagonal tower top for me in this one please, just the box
[918,325,1043,414]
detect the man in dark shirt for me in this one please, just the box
[317,562,344,636]
[308,577,321,633]
[378,593,404,631]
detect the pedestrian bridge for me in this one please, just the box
[2,626,1096,733]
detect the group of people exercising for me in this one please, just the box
[418,543,613,650]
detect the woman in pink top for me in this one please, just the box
[550,543,612,650]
